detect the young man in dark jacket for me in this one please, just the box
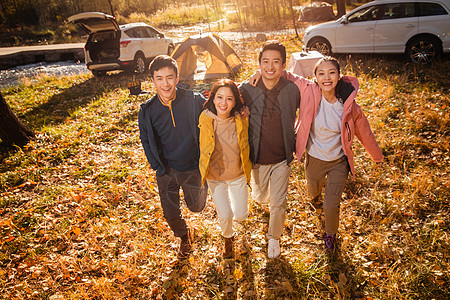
[138,55,207,258]
[240,41,300,258]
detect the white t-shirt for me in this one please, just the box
[306,95,344,161]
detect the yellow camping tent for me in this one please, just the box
[171,33,242,79]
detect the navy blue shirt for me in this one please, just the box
[149,89,200,172]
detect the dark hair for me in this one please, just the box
[258,40,287,64]
[313,56,340,76]
[149,55,178,78]
[203,79,244,116]
[314,56,354,102]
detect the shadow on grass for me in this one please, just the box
[337,53,450,89]
[324,247,362,299]
[21,72,149,131]
[264,256,302,297]
[160,258,191,298]
[200,237,256,299]
[0,72,149,159]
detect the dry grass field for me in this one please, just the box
[1,36,449,299]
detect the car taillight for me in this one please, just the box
[120,40,131,48]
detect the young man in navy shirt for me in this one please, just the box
[138,55,207,258]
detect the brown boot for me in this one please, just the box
[223,236,235,259]
[178,230,192,259]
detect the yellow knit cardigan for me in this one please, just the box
[198,111,252,186]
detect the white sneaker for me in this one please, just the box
[268,239,280,258]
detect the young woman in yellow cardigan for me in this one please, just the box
[198,79,252,259]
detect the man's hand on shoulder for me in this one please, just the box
[249,69,261,87]
[239,106,250,119]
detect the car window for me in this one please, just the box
[418,2,448,16]
[134,28,149,38]
[348,5,383,22]
[143,27,159,38]
[124,28,136,38]
[125,27,150,38]
[91,31,116,42]
[138,27,151,38]
[381,2,416,19]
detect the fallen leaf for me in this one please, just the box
[5,236,15,242]
[281,280,293,292]
[225,274,235,285]
[339,273,347,286]
[234,268,243,280]
[72,227,81,235]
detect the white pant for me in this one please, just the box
[251,160,291,240]
[207,175,249,238]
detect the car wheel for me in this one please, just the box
[308,38,331,56]
[134,53,146,74]
[92,70,106,77]
[406,36,441,64]
[167,44,175,56]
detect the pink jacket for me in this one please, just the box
[286,71,384,179]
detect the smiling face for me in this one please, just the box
[259,49,286,87]
[213,87,236,119]
[152,66,179,104]
[314,61,340,98]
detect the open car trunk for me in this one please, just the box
[86,30,120,62]
[68,12,121,63]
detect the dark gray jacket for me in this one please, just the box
[240,81,300,164]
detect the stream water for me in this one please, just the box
[0,61,89,88]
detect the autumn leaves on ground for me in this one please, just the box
[1,36,449,299]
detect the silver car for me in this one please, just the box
[303,0,450,63]
[68,12,174,75]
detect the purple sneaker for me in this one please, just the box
[323,233,336,252]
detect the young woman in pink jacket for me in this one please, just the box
[291,57,383,252]
[251,56,383,252]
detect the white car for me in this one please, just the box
[68,12,174,75]
[303,0,450,63]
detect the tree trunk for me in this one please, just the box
[0,0,6,18]
[202,0,211,31]
[336,0,346,17]
[0,92,35,147]
[288,0,299,39]
[106,0,114,17]
[274,0,281,22]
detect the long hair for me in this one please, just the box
[203,79,244,116]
